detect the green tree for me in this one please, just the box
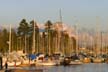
[11,29,17,51]
[17,19,30,53]
[0,31,2,52]
[1,29,9,53]
[44,20,53,55]
[61,31,70,55]
[30,20,39,53]
[51,30,58,54]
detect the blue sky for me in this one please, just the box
[0,0,108,30]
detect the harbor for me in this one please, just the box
[0,0,108,72]
[0,18,108,71]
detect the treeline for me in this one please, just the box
[0,19,76,55]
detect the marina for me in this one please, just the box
[0,0,108,72]
[0,18,108,71]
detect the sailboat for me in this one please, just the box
[36,21,56,66]
[36,57,57,66]
[92,17,103,63]
[3,25,21,67]
[36,10,64,66]
[82,33,91,63]
[69,21,83,65]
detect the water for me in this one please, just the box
[8,63,108,72]
[42,63,108,72]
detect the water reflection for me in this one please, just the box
[43,63,108,72]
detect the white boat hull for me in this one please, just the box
[70,60,83,65]
[93,58,102,63]
[36,61,56,66]
[7,61,21,67]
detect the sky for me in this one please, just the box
[0,0,108,30]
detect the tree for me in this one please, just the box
[44,20,53,55]
[62,32,69,55]
[0,31,3,52]
[51,29,58,54]
[30,20,39,53]
[1,29,9,53]
[11,29,17,51]
[17,19,30,53]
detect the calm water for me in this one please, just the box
[9,63,108,72]
[42,63,108,72]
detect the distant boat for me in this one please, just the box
[70,54,83,65]
[60,57,71,65]
[35,54,57,66]
[2,25,22,67]
[7,61,21,67]
[92,57,103,63]
[83,57,91,63]
[36,60,57,66]
[70,60,83,65]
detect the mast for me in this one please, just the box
[9,24,11,53]
[73,16,79,56]
[96,16,101,56]
[75,22,79,56]
[58,9,62,53]
[100,31,103,55]
[59,9,62,23]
